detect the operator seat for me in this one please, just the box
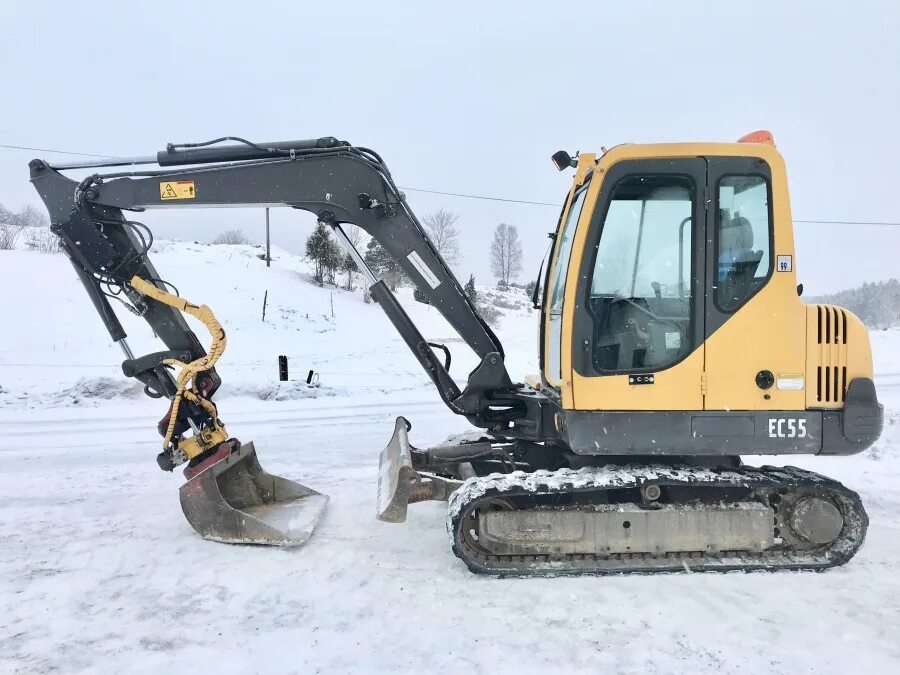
[718,215,763,309]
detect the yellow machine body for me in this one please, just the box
[542,139,874,413]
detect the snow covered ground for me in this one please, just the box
[1,243,899,674]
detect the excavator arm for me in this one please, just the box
[28,135,555,548]
[29,137,536,462]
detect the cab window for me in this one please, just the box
[546,185,588,382]
[715,175,771,312]
[587,175,694,372]
[549,187,588,311]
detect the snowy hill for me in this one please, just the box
[1,242,899,673]
[0,241,537,408]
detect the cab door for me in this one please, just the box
[567,157,707,411]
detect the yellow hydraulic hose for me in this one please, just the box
[129,276,227,451]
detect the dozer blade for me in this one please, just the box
[377,417,417,523]
[376,417,462,522]
[179,442,328,546]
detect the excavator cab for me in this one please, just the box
[540,134,880,450]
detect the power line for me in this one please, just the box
[2,141,899,226]
[400,186,559,207]
[0,143,120,159]
[794,219,900,227]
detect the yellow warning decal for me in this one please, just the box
[159,180,196,200]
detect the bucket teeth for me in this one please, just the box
[179,442,328,546]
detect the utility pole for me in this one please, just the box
[265,207,271,267]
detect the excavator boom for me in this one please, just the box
[30,138,535,426]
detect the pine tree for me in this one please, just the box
[341,252,358,291]
[305,222,342,285]
[364,238,404,290]
[464,274,478,303]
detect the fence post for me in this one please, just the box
[265,207,271,267]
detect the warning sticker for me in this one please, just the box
[407,250,441,289]
[159,180,196,200]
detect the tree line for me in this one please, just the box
[809,279,900,329]
[302,209,525,293]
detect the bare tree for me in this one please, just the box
[16,205,49,229]
[346,224,364,249]
[11,204,58,252]
[489,223,523,286]
[0,203,27,250]
[24,227,61,253]
[422,209,460,267]
[340,225,365,290]
[0,222,24,250]
[210,229,250,245]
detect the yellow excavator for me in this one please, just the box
[29,130,882,575]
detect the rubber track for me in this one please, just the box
[447,464,868,576]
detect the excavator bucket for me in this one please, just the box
[179,442,328,546]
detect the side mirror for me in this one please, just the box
[551,150,577,171]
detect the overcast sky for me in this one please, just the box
[1,1,897,294]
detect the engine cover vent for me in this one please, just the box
[814,305,848,404]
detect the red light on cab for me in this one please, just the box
[737,130,775,145]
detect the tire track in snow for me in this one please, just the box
[0,397,443,428]
[0,399,444,438]
[0,405,452,453]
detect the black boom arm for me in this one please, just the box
[29,137,527,429]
